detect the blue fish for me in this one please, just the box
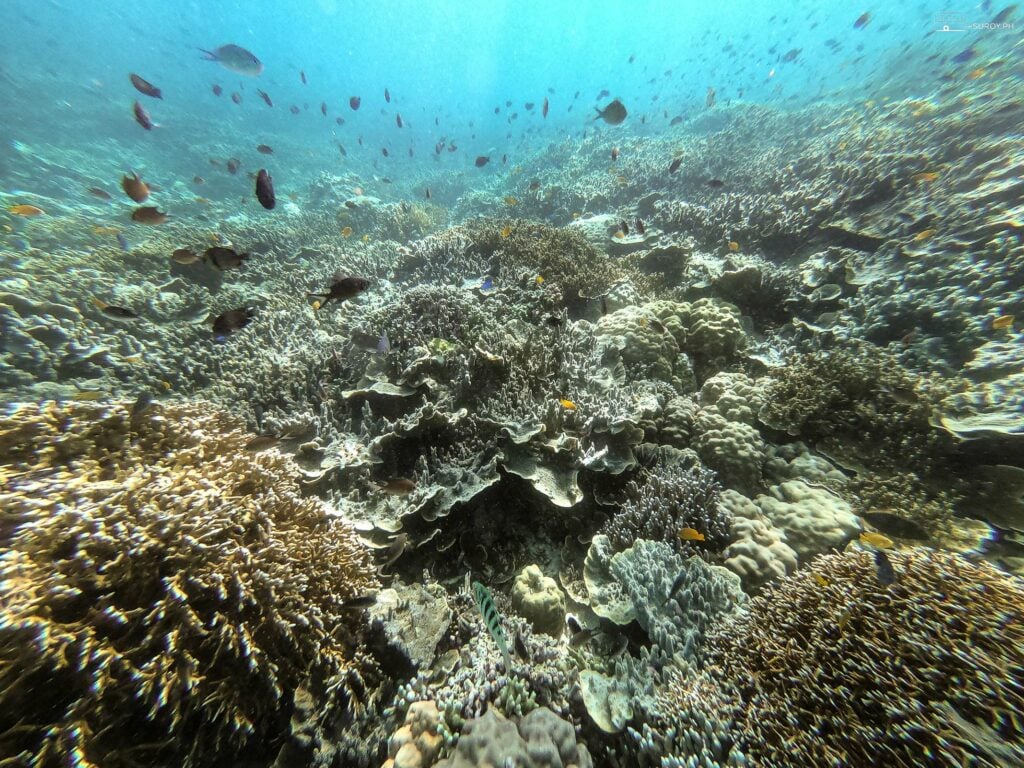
[116,233,130,251]
[874,550,896,586]
[481,276,494,291]
[951,46,976,64]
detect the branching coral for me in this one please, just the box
[701,548,1024,767]
[0,400,378,767]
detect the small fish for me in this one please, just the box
[472,581,512,671]
[116,233,130,251]
[967,67,986,80]
[529,179,541,190]
[256,144,273,154]
[192,176,204,184]
[212,84,223,96]
[559,398,577,410]
[244,435,279,452]
[132,101,154,130]
[7,204,44,217]
[535,275,544,285]
[706,87,716,108]
[876,384,918,405]
[781,48,801,63]
[668,157,682,173]
[381,147,389,157]
[475,155,490,167]
[321,101,327,116]
[341,226,353,237]
[255,169,275,209]
[514,628,530,660]
[204,246,249,270]
[131,206,168,224]
[384,87,391,103]
[300,70,307,84]
[349,95,361,110]
[396,113,403,128]
[121,172,149,203]
[377,330,391,354]
[620,220,630,235]
[308,274,370,306]
[860,531,894,549]
[226,158,241,174]
[992,314,1014,330]
[951,46,976,64]
[913,229,935,242]
[679,527,705,542]
[87,187,112,200]
[594,98,627,125]
[256,88,273,107]
[72,390,105,401]
[380,533,409,569]
[669,115,683,125]
[378,478,416,495]
[500,225,512,238]
[707,178,725,188]
[171,247,200,265]
[130,390,154,417]
[212,307,255,339]
[339,594,378,611]
[91,297,138,319]
[664,571,687,604]
[231,92,242,104]
[92,225,119,235]
[129,73,162,99]
[600,295,608,315]
[992,4,1017,24]
[812,573,830,587]
[853,11,871,28]
[504,196,518,206]
[874,549,896,585]
[360,234,369,243]
[542,97,549,118]
[199,44,263,76]
[913,171,940,183]
[634,217,645,235]
[611,146,619,161]
[288,104,298,113]
[728,241,740,252]
[481,276,494,290]
[613,231,625,239]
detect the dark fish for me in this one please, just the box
[664,570,688,604]
[199,44,263,76]
[853,11,871,28]
[350,329,387,352]
[597,88,610,99]
[92,297,138,318]
[628,53,635,63]
[289,105,299,114]
[424,187,431,199]
[212,307,255,338]
[192,176,204,184]
[634,217,645,235]
[874,549,896,585]
[212,84,223,96]
[256,88,273,107]
[226,158,241,174]
[204,246,249,270]
[256,144,273,154]
[782,48,801,62]
[231,92,242,104]
[87,187,112,200]
[380,533,409,569]
[321,101,327,116]
[396,113,403,128]
[594,98,627,124]
[129,73,162,99]
[620,220,630,235]
[378,477,415,495]
[384,87,391,103]
[668,157,682,173]
[309,274,370,306]
[475,155,490,167]
[336,116,344,126]
[116,233,130,252]
[992,5,1017,23]
[951,46,977,64]
[130,390,154,417]
[502,154,507,165]
[514,628,530,661]
[669,115,683,125]
[244,434,279,452]
[600,295,608,315]
[300,70,307,84]
[494,106,500,114]
[339,594,377,611]
[543,97,549,118]
[132,101,154,130]
[529,179,541,190]
[707,178,725,188]
[860,511,929,540]
[349,95,361,110]
[381,147,389,157]
[706,87,716,108]
[255,169,275,209]
[171,247,200,265]
[131,206,168,224]
[525,101,534,110]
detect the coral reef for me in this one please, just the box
[0,400,378,766]
[435,707,592,768]
[510,565,567,636]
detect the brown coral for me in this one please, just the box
[0,400,378,767]
[701,548,1024,767]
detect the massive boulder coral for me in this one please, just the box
[435,707,592,768]
[752,480,860,560]
[0,400,378,767]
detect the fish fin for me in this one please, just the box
[198,48,219,61]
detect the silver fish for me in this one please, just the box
[199,44,263,76]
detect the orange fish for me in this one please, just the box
[504,196,518,206]
[679,527,705,542]
[913,171,940,183]
[992,314,1014,330]
[559,398,577,410]
[913,229,935,242]
[121,172,150,203]
[341,226,353,237]
[728,241,740,251]
[8,204,45,217]
[500,225,512,238]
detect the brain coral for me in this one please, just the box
[703,549,1024,767]
[0,400,378,767]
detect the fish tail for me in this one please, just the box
[198,48,219,61]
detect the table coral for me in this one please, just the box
[0,400,378,767]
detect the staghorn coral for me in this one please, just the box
[700,548,1024,767]
[600,462,729,555]
[0,400,378,767]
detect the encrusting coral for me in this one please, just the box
[0,400,378,767]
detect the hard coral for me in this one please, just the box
[704,549,1024,767]
[0,400,378,767]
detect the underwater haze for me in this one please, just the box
[2,0,1024,766]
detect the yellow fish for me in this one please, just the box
[8,204,45,217]
[121,355,143,364]
[504,196,518,206]
[812,573,830,588]
[92,225,120,236]
[312,300,322,311]
[614,231,625,239]
[859,531,894,549]
[913,171,940,183]
[501,225,512,238]
[535,275,544,285]
[72,390,105,401]
[559,398,577,410]
[571,211,581,219]
[913,229,935,242]
[160,380,172,391]
[728,241,740,252]
[361,234,370,242]
[992,314,1014,330]
[341,226,353,237]
[678,527,705,542]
